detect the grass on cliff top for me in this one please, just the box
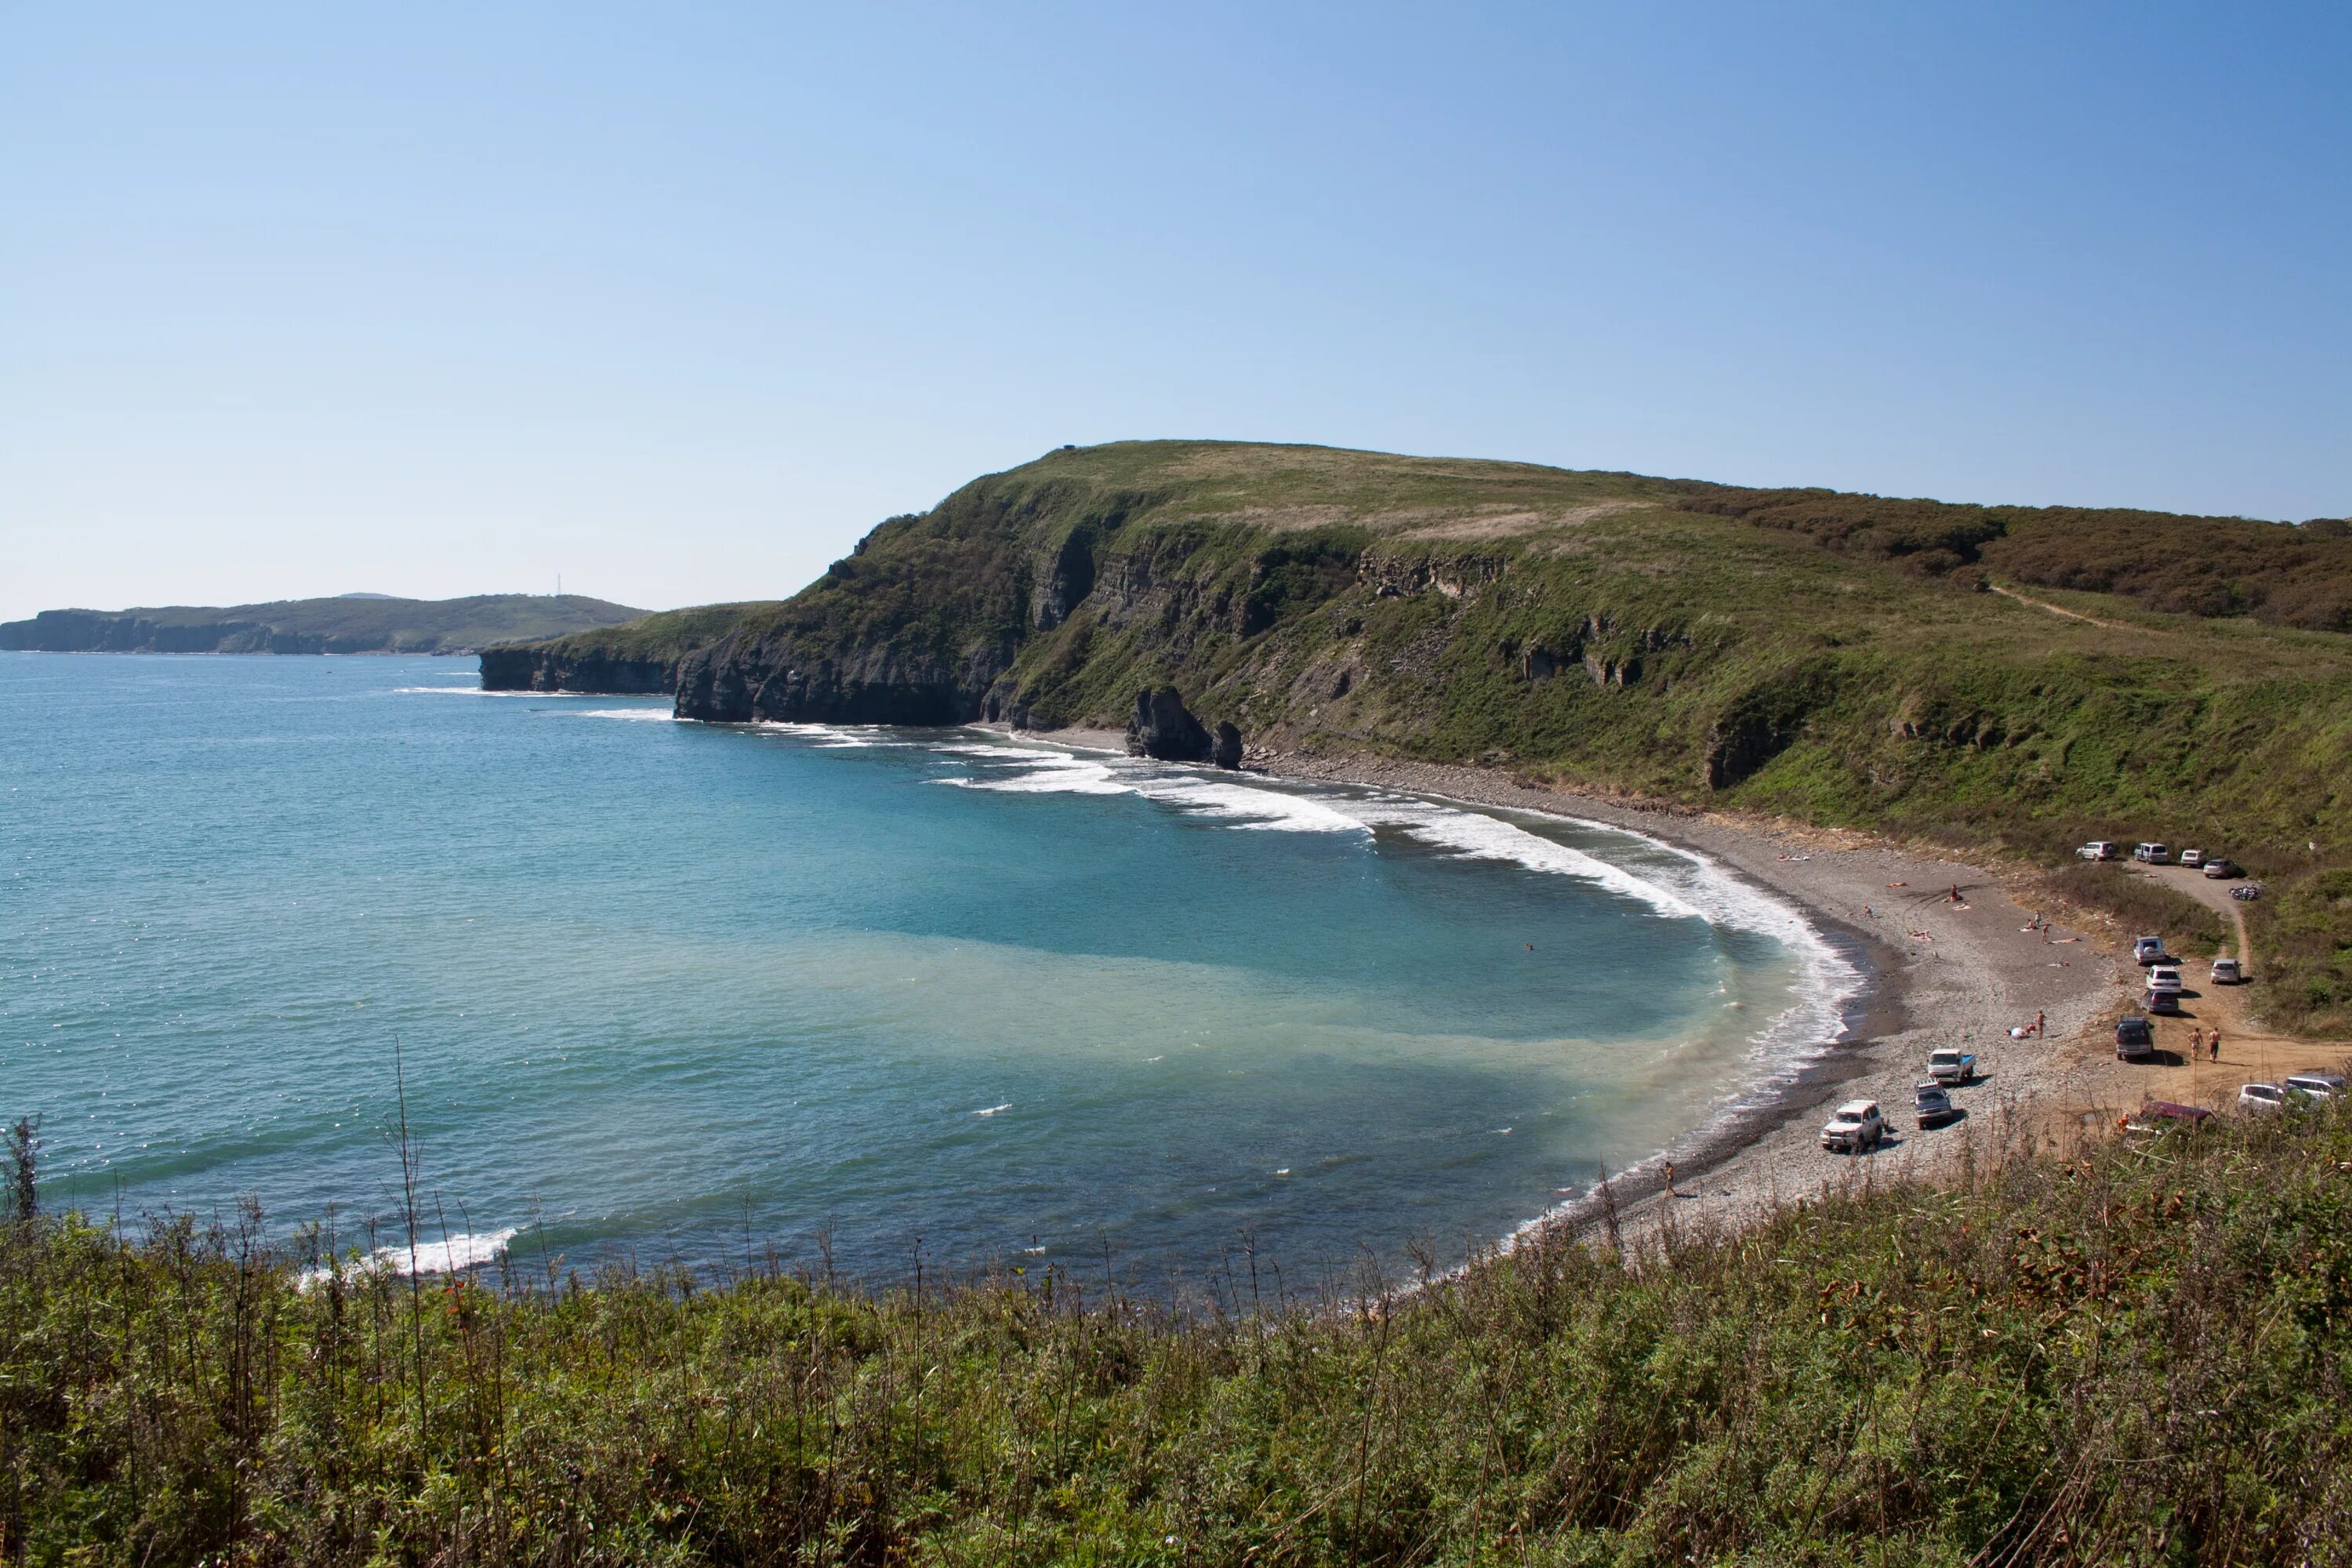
[8,1104,2352,1566]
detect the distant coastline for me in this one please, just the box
[0,592,645,656]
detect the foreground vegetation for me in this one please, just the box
[8,1105,2352,1565]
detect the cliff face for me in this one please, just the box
[478,645,678,694]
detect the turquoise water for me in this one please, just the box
[1,653,1853,1285]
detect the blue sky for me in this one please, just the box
[3,2,2345,619]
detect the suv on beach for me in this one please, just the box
[2115,1016,2156,1061]
[2133,936,2169,966]
[1914,1083,1955,1129]
[2078,841,2120,861]
[1820,1101,1886,1153]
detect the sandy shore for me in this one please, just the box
[1011,726,2161,1246]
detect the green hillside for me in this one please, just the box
[0,593,646,655]
[487,441,2352,1033]
[8,1105,2350,1564]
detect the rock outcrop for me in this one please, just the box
[479,645,677,695]
[1127,688,1214,762]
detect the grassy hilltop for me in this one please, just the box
[499,441,2352,1033]
[1,593,645,655]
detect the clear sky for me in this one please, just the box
[3,2,2346,620]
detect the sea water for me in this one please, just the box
[0,653,1856,1287]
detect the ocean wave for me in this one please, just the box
[298,1225,520,1288]
[753,722,904,749]
[579,708,680,721]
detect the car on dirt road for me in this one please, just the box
[2133,843,2170,864]
[2285,1073,2346,1102]
[2147,965,2183,995]
[2240,1083,2285,1114]
[2145,989,2183,1016]
[2202,858,2238,879]
[2115,1016,2157,1061]
[1914,1083,1956,1128]
[1820,1100,1887,1153]
[2179,849,2204,868]
[2133,936,2169,966]
[2077,841,2120,861]
[2210,957,2242,985]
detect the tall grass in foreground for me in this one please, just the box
[5,1111,2350,1566]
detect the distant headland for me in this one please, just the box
[0,593,645,655]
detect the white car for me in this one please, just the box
[1820,1100,1886,1153]
[2133,843,2170,864]
[2179,849,2204,868]
[2285,1073,2346,1102]
[2240,1083,2285,1114]
[2078,841,2120,861]
[2133,936,2169,967]
[2210,957,2242,985]
[2147,965,2183,996]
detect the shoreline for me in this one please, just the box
[1009,726,2130,1247]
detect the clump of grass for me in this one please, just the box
[2042,861,2230,953]
[6,1107,2351,1564]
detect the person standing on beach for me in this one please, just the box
[2190,1027,2204,1058]
[1663,1159,1676,1197]
[2209,1028,2222,1062]
[2035,1010,2045,1037]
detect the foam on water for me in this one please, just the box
[579,709,680,722]
[299,1226,520,1288]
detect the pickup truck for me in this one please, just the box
[1927,1047,1980,1085]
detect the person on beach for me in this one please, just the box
[2035,1010,2045,1037]
[2209,1029,2222,1062]
[2190,1027,2204,1057]
[1663,1159,1676,1197]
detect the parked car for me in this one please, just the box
[2133,842,2170,864]
[2285,1072,2346,1102]
[2202,858,2238,879]
[2077,840,2120,861]
[1915,1082,1956,1128]
[2179,848,2204,868]
[2240,1083,2285,1114]
[2232,883,2263,901]
[2146,989,2183,1016]
[2133,935,2169,966]
[2115,1016,2157,1060]
[1820,1100,1886,1153]
[1927,1047,1980,1085]
[2147,965,2183,995]
[2125,1100,2213,1135]
[2210,957,2242,985]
